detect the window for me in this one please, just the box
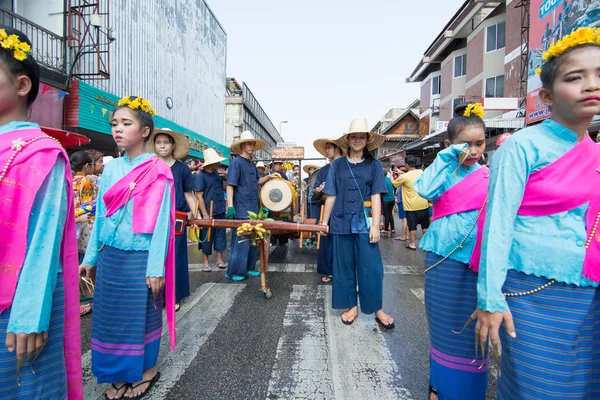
[454,54,467,78]
[432,75,441,95]
[486,22,506,52]
[452,98,464,117]
[485,75,505,98]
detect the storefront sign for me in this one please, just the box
[271,146,305,160]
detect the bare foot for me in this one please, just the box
[104,382,129,400]
[375,310,395,328]
[126,367,158,398]
[430,391,439,400]
[341,306,359,323]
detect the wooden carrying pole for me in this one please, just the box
[207,201,214,242]
[188,218,328,234]
[317,205,324,248]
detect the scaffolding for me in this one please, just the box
[516,0,530,116]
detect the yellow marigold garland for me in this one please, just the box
[118,96,157,116]
[464,103,485,118]
[537,27,600,75]
[0,29,32,62]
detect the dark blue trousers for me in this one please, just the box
[331,234,383,314]
[317,234,333,276]
[226,229,258,276]
[199,213,227,256]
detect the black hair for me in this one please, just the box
[346,146,374,164]
[0,26,40,107]
[540,43,600,90]
[86,149,103,162]
[154,132,174,144]
[405,155,418,168]
[112,96,155,142]
[70,150,93,173]
[447,103,486,143]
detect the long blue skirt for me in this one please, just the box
[0,274,67,400]
[499,270,600,400]
[175,232,190,303]
[226,230,258,277]
[424,252,488,400]
[91,246,162,384]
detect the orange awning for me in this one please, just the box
[41,126,90,148]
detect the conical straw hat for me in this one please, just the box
[147,128,191,160]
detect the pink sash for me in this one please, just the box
[431,167,489,272]
[0,128,82,399]
[518,137,600,283]
[102,156,177,350]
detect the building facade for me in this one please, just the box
[225,77,283,161]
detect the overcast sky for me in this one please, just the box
[208,0,465,162]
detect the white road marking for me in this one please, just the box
[267,285,412,399]
[410,288,425,304]
[82,283,244,400]
[190,263,421,275]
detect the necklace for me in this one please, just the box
[1,135,61,183]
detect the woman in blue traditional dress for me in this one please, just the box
[80,96,176,400]
[149,128,196,310]
[0,25,82,400]
[475,28,600,399]
[414,103,488,400]
[321,118,394,329]
[226,131,280,281]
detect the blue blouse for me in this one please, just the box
[171,160,195,212]
[83,153,172,277]
[477,119,596,313]
[196,170,226,215]
[2,121,68,334]
[227,155,260,218]
[414,144,482,264]
[323,157,387,235]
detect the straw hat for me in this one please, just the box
[260,179,294,212]
[336,118,385,152]
[303,164,319,174]
[147,128,191,160]
[313,137,347,158]
[256,161,266,171]
[230,131,267,155]
[202,148,226,168]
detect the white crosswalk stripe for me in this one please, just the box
[410,288,425,304]
[189,263,422,275]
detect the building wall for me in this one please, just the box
[224,97,243,148]
[419,115,430,137]
[420,79,431,114]
[504,0,524,99]
[14,0,63,35]
[439,49,467,121]
[82,0,227,144]
[386,115,419,135]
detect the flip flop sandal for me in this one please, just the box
[104,383,130,400]
[130,371,160,400]
[216,262,227,269]
[405,243,417,250]
[201,265,212,272]
[376,315,395,330]
[394,236,407,241]
[320,275,332,284]
[341,312,358,326]
[80,303,92,317]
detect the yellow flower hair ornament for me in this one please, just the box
[464,103,485,118]
[0,29,31,62]
[118,96,157,116]
[537,27,600,75]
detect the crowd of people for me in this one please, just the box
[1,24,600,400]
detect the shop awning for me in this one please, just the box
[41,126,90,148]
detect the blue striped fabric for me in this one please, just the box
[499,270,600,400]
[0,274,66,400]
[424,252,488,400]
[91,246,162,384]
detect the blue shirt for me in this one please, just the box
[323,157,387,234]
[171,160,195,212]
[415,144,482,264]
[227,155,260,218]
[382,177,396,202]
[1,121,68,334]
[477,119,597,313]
[196,170,226,215]
[83,153,172,277]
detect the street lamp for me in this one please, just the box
[279,121,288,136]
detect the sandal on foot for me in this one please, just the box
[405,243,417,250]
[394,236,407,241]
[130,372,160,400]
[341,312,358,325]
[320,275,332,284]
[104,383,130,400]
[376,315,395,330]
[247,270,261,278]
[216,262,227,269]
[201,265,212,272]
[175,303,181,312]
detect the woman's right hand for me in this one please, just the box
[5,331,48,358]
[475,308,516,348]
[79,263,95,278]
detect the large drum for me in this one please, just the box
[261,179,297,212]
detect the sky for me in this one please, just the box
[208,0,466,162]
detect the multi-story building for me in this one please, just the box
[225,77,283,161]
[1,0,230,159]
[405,0,526,161]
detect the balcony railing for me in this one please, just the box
[0,8,66,74]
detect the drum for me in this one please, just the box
[261,179,297,212]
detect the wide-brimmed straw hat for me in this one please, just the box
[303,164,319,174]
[147,128,191,160]
[230,131,267,155]
[313,137,347,158]
[202,148,226,168]
[256,161,266,170]
[336,118,385,152]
